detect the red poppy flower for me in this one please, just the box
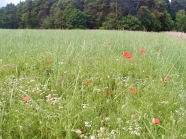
[164,77,169,82]
[152,118,160,124]
[23,96,30,103]
[46,61,50,65]
[108,42,111,45]
[130,87,136,94]
[139,49,146,54]
[85,80,89,85]
[123,51,132,59]
[106,90,109,95]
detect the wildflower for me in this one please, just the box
[108,42,111,45]
[100,127,105,134]
[152,118,160,125]
[58,62,63,65]
[132,131,140,136]
[105,117,110,121]
[74,129,82,134]
[46,94,52,100]
[105,90,109,95]
[23,96,30,103]
[85,80,89,85]
[130,87,137,94]
[110,130,116,135]
[82,104,87,109]
[93,87,101,92]
[123,51,132,59]
[139,49,146,54]
[164,77,169,82]
[131,114,135,119]
[90,136,96,139]
[85,121,91,127]
[30,79,35,82]
[46,61,50,65]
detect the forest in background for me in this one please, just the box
[1,0,186,32]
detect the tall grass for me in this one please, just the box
[0,29,186,138]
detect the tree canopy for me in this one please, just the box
[0,0,186,32]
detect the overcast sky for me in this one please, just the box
[0,0,23,7]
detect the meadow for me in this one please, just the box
[0,29,186,139]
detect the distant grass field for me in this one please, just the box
[0,29,186,139]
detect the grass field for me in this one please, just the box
[0,29,186,139]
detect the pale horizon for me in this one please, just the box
[0,0,24,7]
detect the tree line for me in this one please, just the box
[1,0,186,32]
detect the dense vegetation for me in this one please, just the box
[1,29,186,138]
[1,0,186,32]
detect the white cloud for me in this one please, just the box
[0,0,23,7]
